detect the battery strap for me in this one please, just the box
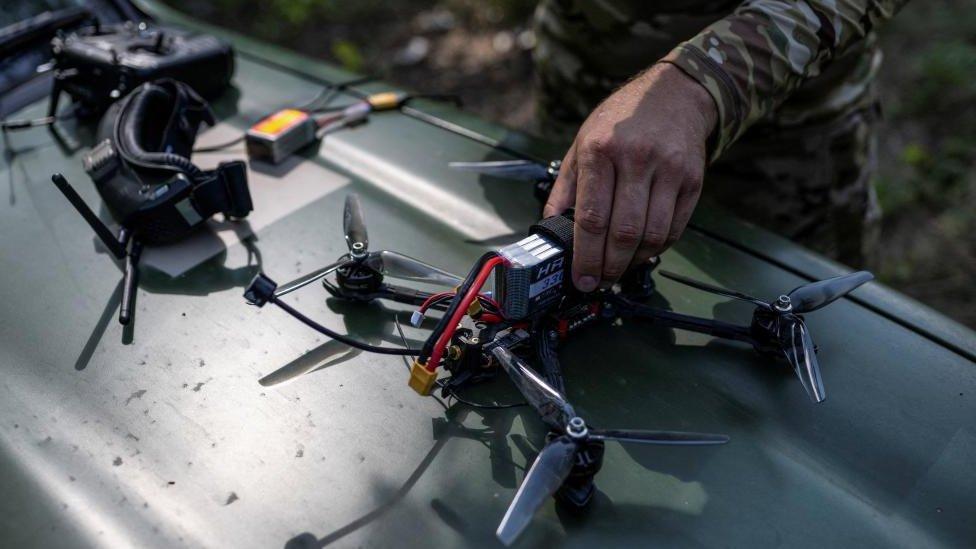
[530,213,575,256]
[192,160,253,219]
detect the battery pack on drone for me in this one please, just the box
[495,233,567,320]
[494,212,575,320]
[245,109,318,164]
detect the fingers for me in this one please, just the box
[631,172,678,266]
[543,141,578,218]
[667,174,703,248]
[601,156,653,287]
[631,161,703,265]
[571,143,615,292]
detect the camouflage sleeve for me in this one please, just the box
[660,0,909,161]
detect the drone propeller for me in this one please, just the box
[274,258,351,297]
[588,429,731,445]
[786,271,875,313]
[780,315,825,402]
[343,193,369,254]
[449,159,558,183]
[658,270,873,403]
[490,345,728,545]
[495,436,577,546]
[275,194,463,296]
[364,250,462,286]
[342,193,462,285]
[659,270,873,315]
[659,270,771,308]
[449,160,551,182]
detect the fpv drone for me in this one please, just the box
[450,155,875,402]
[243,192,872,544]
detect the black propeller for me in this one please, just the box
[448,159,557,182]
[274,259,348,297]
[786,271,875,313]
[449,159,563,204]
[343,194,369,254]
[274,194,463,297]
[489,345,728,546]
[659,270,874,403]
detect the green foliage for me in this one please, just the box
[903,40,976,117]
[331,39,364,72]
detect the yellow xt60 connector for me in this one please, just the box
[408,360,438,396]
[367,92,408,111]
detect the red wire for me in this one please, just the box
[427,256,504,371]
[480,295,503,312]
[419,292,454,314]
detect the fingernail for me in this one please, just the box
[576,276,597,292]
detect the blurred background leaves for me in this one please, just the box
[164,0,975,327]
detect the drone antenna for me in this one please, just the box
[51,173,126,258]
[118,230,142,325]
[51,173,143,325]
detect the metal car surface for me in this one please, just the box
[1,2,974,547]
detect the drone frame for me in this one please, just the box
[244,200,737,546]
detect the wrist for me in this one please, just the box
[649,62,718,140]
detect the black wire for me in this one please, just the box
[421,294,499,317]
[295,74,377,112]
[270,296,417,356]
[193,134,245,153]
[403,94,463,108]
[308,104,347,114]
[437,380,527,410]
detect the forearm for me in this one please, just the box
[661,0,909,160]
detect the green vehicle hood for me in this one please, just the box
[0,3,973,547]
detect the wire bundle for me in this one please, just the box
[420,254,504,372]
[411,291,503,326]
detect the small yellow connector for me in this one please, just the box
[467,299,484,317]
[408,360,439,396]
[367,92,407,111]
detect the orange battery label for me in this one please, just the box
[250,109,309,136]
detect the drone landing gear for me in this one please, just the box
[51,174,142,325]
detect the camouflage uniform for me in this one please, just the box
[533,0,909,268]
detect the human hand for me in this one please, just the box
[543,63,717,292]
